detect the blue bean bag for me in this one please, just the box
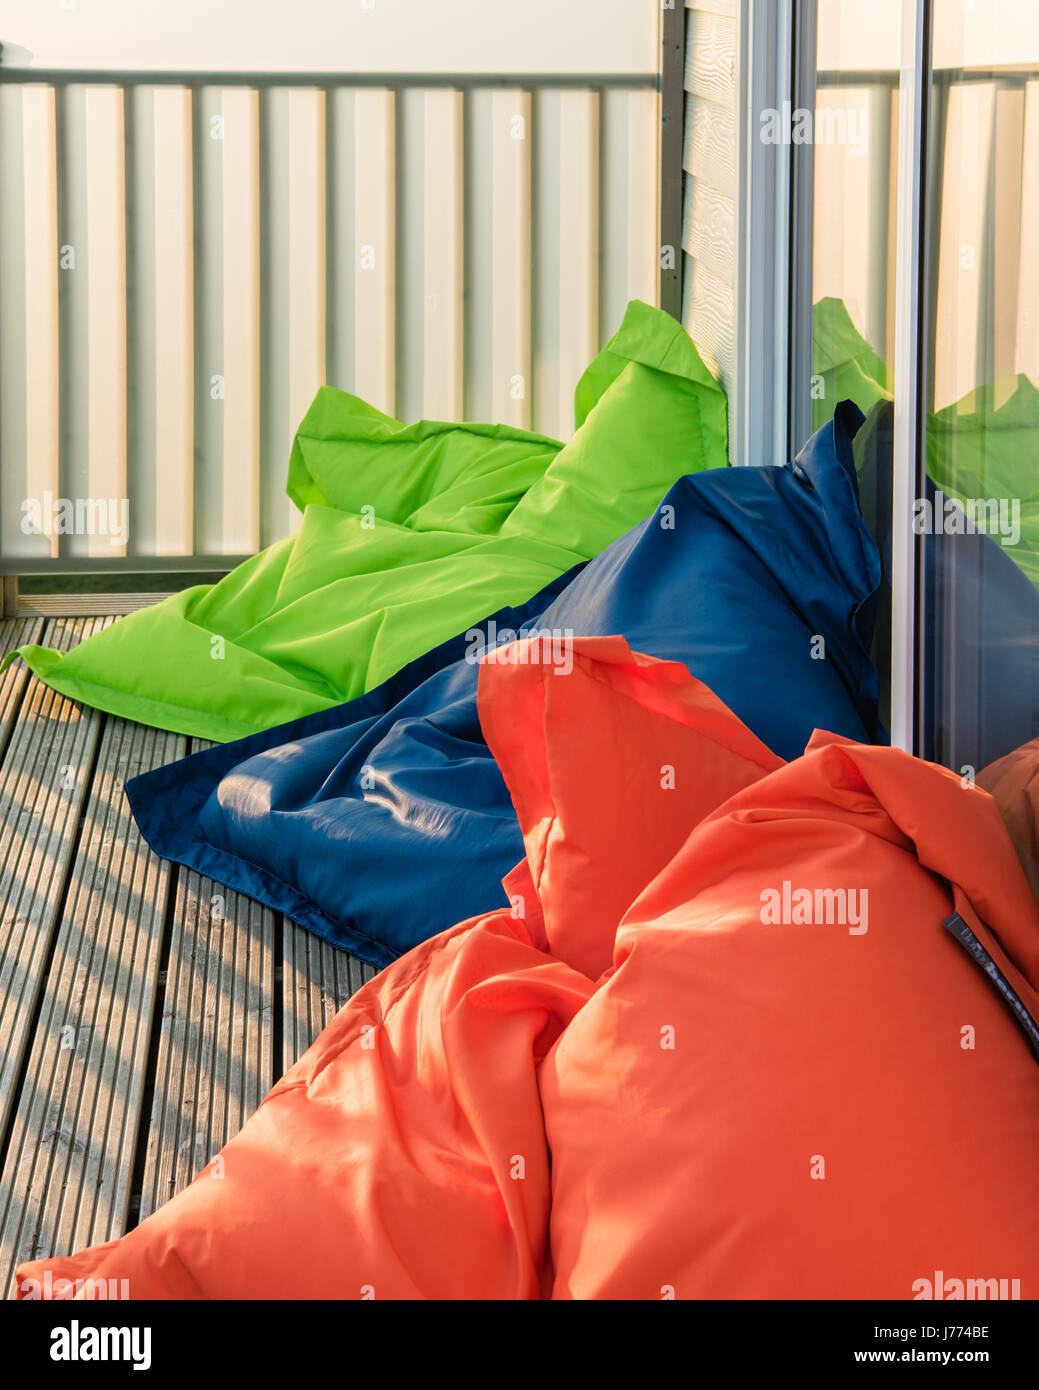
[126,402,885,967]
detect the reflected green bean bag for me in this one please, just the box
[926,376,1039,589]
[813,296,1039,587]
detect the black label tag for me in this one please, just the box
[944,912,1039,1065]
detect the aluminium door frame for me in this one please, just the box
[889,0,932,755]
[734,0,800,470]
[739,0,931,752]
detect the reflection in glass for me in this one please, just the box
[809,0,1039,801]
[923,0,1039,790]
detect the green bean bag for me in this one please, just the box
[4,300,728,742]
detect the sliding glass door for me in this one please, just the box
[793,0,1039,794]
[920,0,1039,784]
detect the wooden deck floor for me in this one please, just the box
[0,614,376,1297]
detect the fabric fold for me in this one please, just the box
[125,402,886,966]
[18,636,1039,1301]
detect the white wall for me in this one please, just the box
[0,0,656,75]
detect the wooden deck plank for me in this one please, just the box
[282,924,377,1069]
[0,617,44,758]
[138,737,276,1220]
[0,628,380,1294]
[0,712,184,1295]
[139,873,276,1221]
[0,618,110,1153]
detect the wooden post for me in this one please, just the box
[1,576,18,619]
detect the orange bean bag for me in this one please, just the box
[16,637,1039,1300]
[977,736,1039,904]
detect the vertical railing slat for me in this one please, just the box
[933,81,996,411]
[811,86,893,366]
[489,88,532,427]
[625,88,660,307]
[600,87,659,342]
[262,87,325,545]
[557,87,599,434]
[992,83,1024,400]
[0,85,26,562]
[287,87,326,533]
[396,88,425,425]
[87,86,128,560]
[462,88,493,422]
[130,86,194,557]
[193,86,263,558]
[0,85,60,562]
[326,89,357,397]
[531,89,561,438]
[23,87,61,561]
[1013,81,1039,389]
[192,86,225,558]
[221,87,262,554]
[422,90,465,421]
[353,88,396,415]
[532,89,599,441]
[61,85,128,561]
[462,87,532,428]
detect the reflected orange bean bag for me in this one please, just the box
[16,637,1039,1300]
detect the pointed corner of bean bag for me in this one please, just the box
[572,298,726,433]
[2,642,62,680]
[476,634,781,978]
[286,383,402,510]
